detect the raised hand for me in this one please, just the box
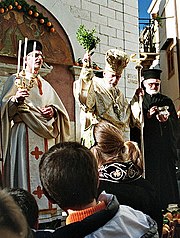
[82,52,91,68]
[147,106,158,119]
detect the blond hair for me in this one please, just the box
[91,121,143,173]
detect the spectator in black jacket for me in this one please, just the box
[91,120,163,236]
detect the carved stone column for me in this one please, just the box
[69,66,82,142]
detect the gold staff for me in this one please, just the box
[130,53,147,178]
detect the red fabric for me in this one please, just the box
[66,201,106,225]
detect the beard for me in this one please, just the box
[146,87,160,95]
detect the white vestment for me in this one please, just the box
[0,72,70,223]
[73,67,133,148]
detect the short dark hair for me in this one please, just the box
[39,142,98,210]
[7,188,39,229]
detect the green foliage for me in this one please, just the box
[76,24,100,53]
[152,14,162,27]
[155,16,162,27]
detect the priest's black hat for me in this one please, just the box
[143,68,162,80]
[21,40,43,57]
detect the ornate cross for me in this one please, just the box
[31,146,43,160]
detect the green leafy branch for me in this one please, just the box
[76,24,100,53]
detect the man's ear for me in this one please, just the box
[142,80,146,87]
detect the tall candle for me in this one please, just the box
[17,40,22,75]
[32,41,36,74]
[23,37,28,70]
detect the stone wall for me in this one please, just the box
[36,0,140,99]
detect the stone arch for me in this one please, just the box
[0,0,75,138]
[35,0,84,59]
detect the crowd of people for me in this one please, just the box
[0,39,179,237]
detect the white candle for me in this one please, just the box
[17,40,22,75]
[23,37,28,70]
[32,41,36,74]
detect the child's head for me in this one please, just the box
[39,141,99,211]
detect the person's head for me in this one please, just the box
[91,121,143,172]
[0,189,28,238]
[39,141,99,211]
[7,188,39,229]
[21,39,43,73]
[143,68,162,95]
[103,71,121,88]
[104,49,129,88]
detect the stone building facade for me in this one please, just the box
[0,0,140,141]
[147,0,180,110]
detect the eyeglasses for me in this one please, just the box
[27,53,45,59]
[148,83,160,87]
